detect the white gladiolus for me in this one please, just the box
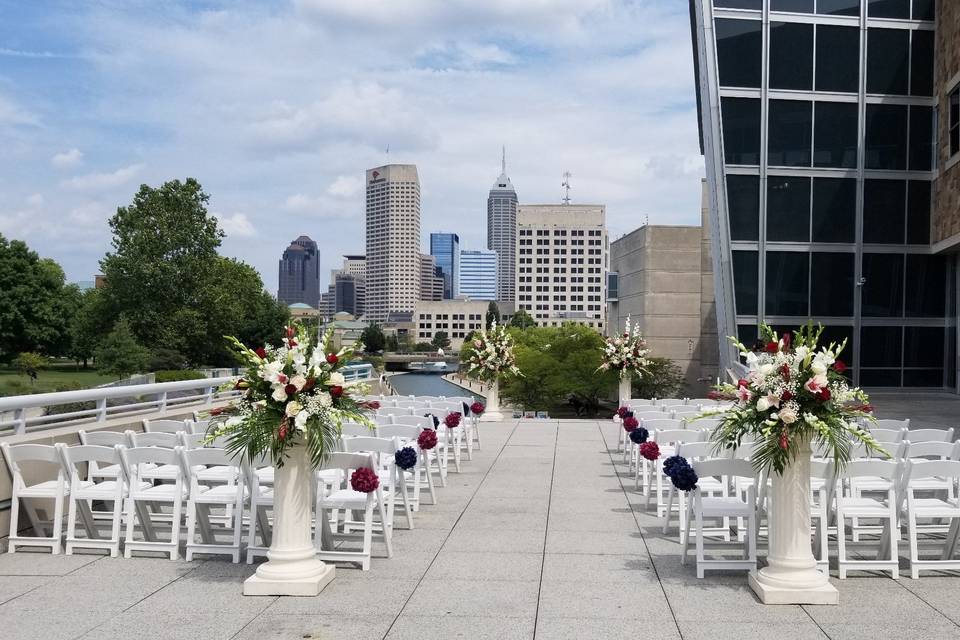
[759,363,775,376]
[261,361,284,383]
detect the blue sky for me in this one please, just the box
[0,0,703,289]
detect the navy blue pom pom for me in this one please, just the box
[394,447,418,470]
[671,465,698,492]
[424,413,440,428]
[628,427,649,444]
[662,455,688,479]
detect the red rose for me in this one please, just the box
[330,385,344,398]
[816,388,831,402]
[834,360,847,373]
[765,341,779,354]
[781,390,793,402]
[255,347,267,359]
[284,384,297,396]
[738,379,749,388]
[303,377,316,391]
[780,364,791,381]
[367,400,381,410]
[288,339,297,347]
[278,424,288,440]
[326,353,339,364]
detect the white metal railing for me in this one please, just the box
[0,363,376,437]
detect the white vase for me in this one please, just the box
[244,443,335,596]
[618,375,632,406]
[748,438,838,605]
[481,379,505,422]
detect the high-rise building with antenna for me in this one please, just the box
[487,146,518,303]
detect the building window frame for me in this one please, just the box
[949,83,960,167]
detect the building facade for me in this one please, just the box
[607,182,720,393]
[414,299,489,349]
[458,249,498,301]
[691,0,954,390]
[429,232,460,299]
[419,254,444,301]
[278,235,321,308]
[365,164,421,323]
[516,204,608,331]
[331,255,366,317]
[487,155,519,303]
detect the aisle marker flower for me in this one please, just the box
[598,316,650,379]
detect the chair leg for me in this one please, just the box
[376,492,393,559]
[123,497,136,558]
[887,519,899,580]
[836,510,847,579]
[109,495,123,558]
[473,420,482,449]
[361,502,374,571]
[397,472,414,530]
[908,511,919,579]
[7,490,20,553]
[695,504,705,579]
[662,486,676,533]
[185,500,197,562]
[65,496,77,556]
[169,498,182,561]
[681,499,694,562]
[50,494,64,554]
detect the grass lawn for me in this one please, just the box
[0,365,116,397]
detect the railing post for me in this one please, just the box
[205,386,214,406]
[96,398,108,422]
[157,391,168,413]
[13,408,26,435]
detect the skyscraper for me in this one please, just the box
[330,255,366,317]
[277,235,320,308]
[487,148,518,303]
[458,249,498,300]
[429,232,460,298]
[419,254,444,301]
[365,164,421,323]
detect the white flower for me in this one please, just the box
[329,372,346,386]
[794,346,809,360]
[757,397,770,412]
[285,401,302,417]
[295,410,309,428]
[779,407,798,424]
[759,363,775,377]
[316,392,332,407]
[811,360,828,375]
[225,416,243,428]
[290,375,307,391]
[271,387,288,402]
[261,361,284,383]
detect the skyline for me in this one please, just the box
[0,0,704,287]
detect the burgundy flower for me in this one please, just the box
[617,406,630,418]
[781,333,792,350]
[278,422,288,440]
[834,360,848,374]
[417,429,438,450]
[781,390,794,402]
[780,364,791,381]
[326,353,339,364]
[737,378,749,388]
[286,326,296,339]
[470,401,485,415]
[255,347,267,359]
[363,400,381,410]
[284,383,297,396]
[288,339,297,347]
[779,432,789,450]
[622,416,639,432]
[350,467,380,493]
[444,412,462,428]
[816,387,831,402]
[330,385,344,398]
[639,441,660,461]
[303,377,316,391]
[765,341,779,354]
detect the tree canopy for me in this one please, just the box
[509,309,536,329]
[485,301,500,329]
[360,324,386,353]
[95,318,150,379]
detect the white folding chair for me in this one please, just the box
[1,443,69,554]
[77,430,130,480]
[188,419,210,434]
[640,424,699,505]
[835,459,901,578]
[119,446,187,560]
[342,421,377,438]
[377,408,413,419]
[431,400,468,465]
[129,431,182,481]
[625,411,674,468]
[448,396,482,451]
[342,436,413,531]
[142,419,189,434]
[244,455,274,564]
[315,452,393,571]
[180,447,246,562]
[378,424,436,508]
[874,418,910,430]
[681,458,758,578]
[810,459,836,573]
[656,398,687,407]
[906,428,954,443]
[900,459,960,578]
[59,444,132,557]
[662,441,730,540]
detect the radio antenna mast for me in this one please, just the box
[561,171,572,204]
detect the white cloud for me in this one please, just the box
[214,212,256,237]
[283,193,358,219]
[60,163,143,191]
[25,193,44,208]
[326,175,361,198]
[51,148,84,169]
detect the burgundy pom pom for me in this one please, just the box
[622,415,639,432]
[639,441,660,461]
[617,406,630,418]
[470,401,485,415]
[350,467,379,493]
[444,412,462,428]
[417,429,438,450]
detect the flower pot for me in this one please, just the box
[618,375,632,405]
[480,379,505,422]
[244,443,335,596]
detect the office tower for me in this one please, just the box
[487,149,518,303]
[277,235,320,308]
[516,204,608,330]
[691,0,952,389]
[331,255,366,317]
[419,254,444,301]
[414,299,489,349]
[365,164,421,323]
[458,249,498,301]
[429,232,460,298]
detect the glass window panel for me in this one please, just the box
[909,106,933,171]
[948,327,957,388]
[820,325,855,367]
[865,104,908,170]
[815,25,859,93]
[768,100,812,167]
[770,22,813,90]
[722,98,762,165]
[905,255,946,317]
[903,369,943,387]
[867,29,910,95]
[814,102,858,168]
[772,0,814,10]
[767,176,811,242]
[860,326,902,367]
[861,253,904,317]
[863,180,906,244]
[867,0,910,18]
[715,19,762,89]
[732,250,759,316]
[904,327,945,367]
[766,251,810,316]
[715,0,762,8]
[737,324,760,350]
[817,0,861,15]
[906,180,931,245]
[727,174,760,242]
[860,369,902,387]
[912,0,935,20]
[812,178,857,243]
[811,252,854,316]
[910,30,934,97]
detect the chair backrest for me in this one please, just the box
[905,440,958,460]
[428,401,462,414]
[676,441,722,460]
[1,443,66,488]
[685,417,721,432]
[874,418,909,430]
[906,428,954,443]
[840,458,900,481]
[60,444,126,483]
[393,399,420,408]
[643,419,684,432]
[188,419,210,434]
[377,408,413,418]
[670,406,703,416]
[693,457,756,481]
[653,428,704,445]
[342,422,377,437]
[142,419,189,434]
[129,431,180,448]
[870,427,907,443]
[632,411,669,421]
[78,430,130,447]
[180,446,234,469]
[903,459,960,485]
[120,445,182,468]
[341,436,398,468]
[850,439,907,460]
[377,424,422,442]
[656,398,686,406]
[391,415,435,429]
[179,431,230,449]
[320,451,376,473]
[626,398,655,407]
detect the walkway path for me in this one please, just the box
[2,419,960,639]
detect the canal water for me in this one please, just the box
[387,369,478,399]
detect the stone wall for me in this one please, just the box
[934,2,960,245]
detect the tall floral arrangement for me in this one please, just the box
[708,323,884,473]
[598,317,650,379]
[207,323,376,468]
[464,322,522,382]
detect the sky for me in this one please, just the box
[0,0,704,291]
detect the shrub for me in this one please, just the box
[13,352,48,379]
[155,369,206,383]
[633,357,686,399]
[148,348,189,371]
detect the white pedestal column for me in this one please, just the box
[244,444,335,596]
[480,379,505,422]
[618,375,632,406]
[749,440,838,605]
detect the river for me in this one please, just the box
[386,368,478,399]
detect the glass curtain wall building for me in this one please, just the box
[459,249,498,300]
[691,0,954,389]
[429,232,460,299]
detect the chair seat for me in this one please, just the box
[141,464,181,481]
[195,484,247,502]
[836,497,892,517]
[851,477,893,492]
[903,498,960,518]
[700,496,753,516]
[195,466,239,483]
[320,489,375,509]
[133,483,195,500]
[75,480,150,499]
[20,480,77,498]
[89,463,124,479]
[256,468,275,484]
[698,478,726,493]
[907,478,952,492]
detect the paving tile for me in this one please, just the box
[535,617,681,640]
[802,577,948,628]
[0,575,50,605]
[444,527,545,554]
[386,614,535,639]
[9,572,182,613]
[454,509,547,532]
[537,579,674,621]
[0,608,105,640]
[424,551,542,582]
[540,553,657,585]
[233,613,392,639]
[545,529,647,555]
[675,621,828,640]
[79,610,261,640]
[405,578,539,618]
[818,621,960,640]
[266,577,418,617]
[0,551,100,576]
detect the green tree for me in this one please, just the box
[69,288,105,368]
[509,309,536,329]
[0,235,74,359]
[485,301,501,329]
[413,342,434,352]
[430,331,451,350]
[95,318,150,379]
[633,357,686,399]
[360,323,386,352]
[384,333,399,352]
[12,352,48,384]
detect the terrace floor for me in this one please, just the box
[3,408,960,639]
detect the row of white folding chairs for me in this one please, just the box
[143,418,210,435]
[375,402,478,466]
